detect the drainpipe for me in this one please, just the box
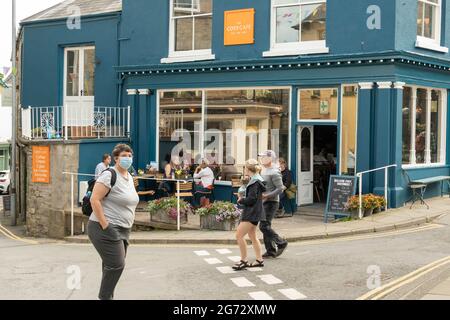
[116,13,129,109]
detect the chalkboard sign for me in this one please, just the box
[2,196,11,212]
[325,175,358,223]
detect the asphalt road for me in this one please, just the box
[1,214,450,300]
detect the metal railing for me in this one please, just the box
[62,172,189,237]
[21,106,131,140]
[356,164,397,219]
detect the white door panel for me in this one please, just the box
[298,126,314,205]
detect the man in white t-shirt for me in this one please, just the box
[193,158,215,207]
[95,154,112,179]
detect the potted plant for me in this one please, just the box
[373,196,387,214]
[147,197,192,225]
[346,195,362,219]
[197,202,242,231]
[362,194,378,217]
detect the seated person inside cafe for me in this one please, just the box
[193,158,215,207]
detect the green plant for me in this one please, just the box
[196,201,241,223]
[147,197,193,221]
[347,194,386,211]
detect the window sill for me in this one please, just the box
[161,53,216,64]
[402,163,447,170]
[263,46,329,58]
[415,38,449,53]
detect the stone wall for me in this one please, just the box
[25,142,79,239]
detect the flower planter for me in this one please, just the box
[373,207,382,214]
[200,215,238,231]
[150,209,188,225]
[363,209,374,217]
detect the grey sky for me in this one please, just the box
[0,0,62,69]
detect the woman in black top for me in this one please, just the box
[233,159,266,271]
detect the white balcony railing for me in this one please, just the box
[21,106,131,140]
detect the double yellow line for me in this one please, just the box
[0,223,39,245]
[357,255,450,300]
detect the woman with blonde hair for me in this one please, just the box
[233,159,266,271]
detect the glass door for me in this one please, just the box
[297,126,314,205]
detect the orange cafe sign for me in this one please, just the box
[224,8,255,46]
[32,146,50,184]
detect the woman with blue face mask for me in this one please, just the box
[88,144,139,300]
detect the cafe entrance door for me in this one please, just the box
[297,125,338,206]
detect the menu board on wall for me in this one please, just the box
[32,146,50,184]
[224,8,255,46]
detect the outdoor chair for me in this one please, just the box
[230,176,243,203]
[195,179,216,204]
[174,181,194,201]
[402,171,429,209]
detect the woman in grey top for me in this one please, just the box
[88,144,139,300]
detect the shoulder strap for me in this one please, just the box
[102,168,117,197]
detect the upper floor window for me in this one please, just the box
[162,0,215,63]
[264,0,329,57]
[416,0,448,53]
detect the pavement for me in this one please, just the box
[421,275,450,300]
[64,197,450,245]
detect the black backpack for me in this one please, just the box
[82,168,117,217]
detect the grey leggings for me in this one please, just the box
[87,221,130,300]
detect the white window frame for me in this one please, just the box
[156,86,292,170]
[263,0,329,58]
[297,87,339,123]
[402,86,447,169]
[162,0,215,64]
[416,0,449,53]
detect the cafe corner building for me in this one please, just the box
[16,0,450,237]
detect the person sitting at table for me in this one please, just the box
[157,154,181,196]
[220,159,240,181]
[193,158,215,207]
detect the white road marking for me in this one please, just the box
[249,291,274,300]
[231,277,256,288]
[194,250,210,256]
[216,266,237,274]
[278,288,307,300]
[204,258,223,265]
[216,249,232,255]
[248,267,263,272]
[228,256,242,263]
[258,274,283,285]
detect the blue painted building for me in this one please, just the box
[19,0,450,209]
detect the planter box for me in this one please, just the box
[150,209,188,225]
[200,215,238,231]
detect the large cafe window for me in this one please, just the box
[159,88,290,181]
[163,0,214,63]
[402,86,447,167]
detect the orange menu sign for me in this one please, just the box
[224,8,255,46]
[32,146,50,184]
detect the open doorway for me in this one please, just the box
[297,125,338,211]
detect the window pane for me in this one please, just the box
[205,89,290,180]
[415,89,427,164]
[417,1,424,36]
[66,50,79,97]
[341,85,358,175]
[196,0,212,15]
[299,89,338,121]
[175,18,193,51]
[174,0,193,16]
[402,87,412,164]
[431,90,441,163]
[159,91,203,170]
[194,16,212,50]
[83,49,95,97]
[276,6,300,43]
[423,3,435,39]
[301,3,326,41]
[274,0,299,5]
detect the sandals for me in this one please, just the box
[249,260,265,268]
[232,260,249,271]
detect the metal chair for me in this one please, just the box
[403,171,429,209]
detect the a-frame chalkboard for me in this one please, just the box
[325,175,358,223]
